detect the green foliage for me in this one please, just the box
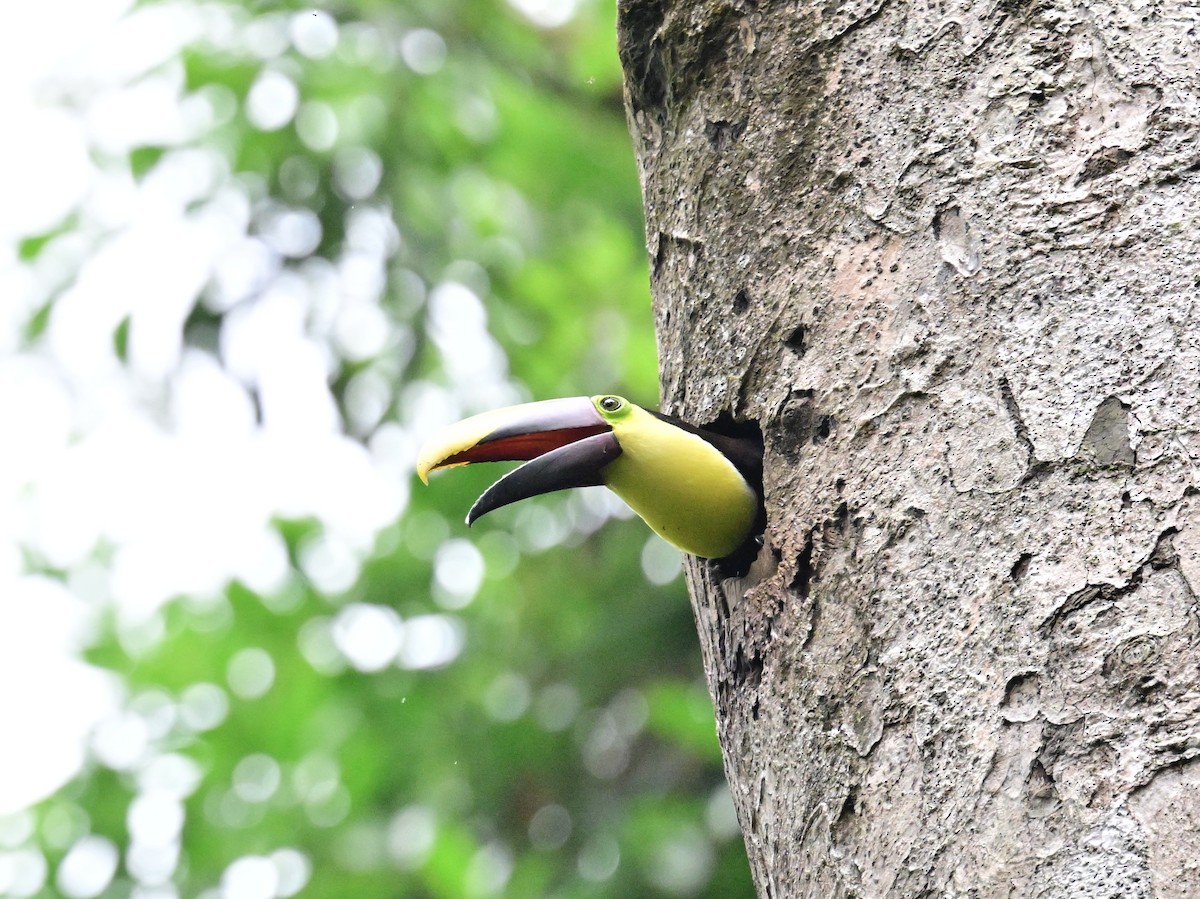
[11,1,756,897]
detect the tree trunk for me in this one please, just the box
[618,1,1200,896]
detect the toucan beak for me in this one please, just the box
[416,397,622,523]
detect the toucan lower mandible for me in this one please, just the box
[416,395,764,562]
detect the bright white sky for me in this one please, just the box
[0,0,453,826]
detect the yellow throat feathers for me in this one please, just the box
[602,404,757,558]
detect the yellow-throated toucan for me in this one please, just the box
[417,395,764,567]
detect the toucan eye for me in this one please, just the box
[599,396,623,413]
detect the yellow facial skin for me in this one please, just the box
[593,397,757,559]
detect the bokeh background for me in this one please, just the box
[0,1,756,897]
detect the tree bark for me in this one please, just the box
[618,1,1200,896]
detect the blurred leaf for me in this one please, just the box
[129,146,167,179]
[113,315,131,361]
[645,680,725,762]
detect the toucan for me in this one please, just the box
[416,395,764,569]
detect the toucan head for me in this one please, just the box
[417,393,764,565]
[416,395,631,524]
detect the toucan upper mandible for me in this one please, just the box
[416,395,764,562]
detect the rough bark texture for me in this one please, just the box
[617,1,1200,896]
